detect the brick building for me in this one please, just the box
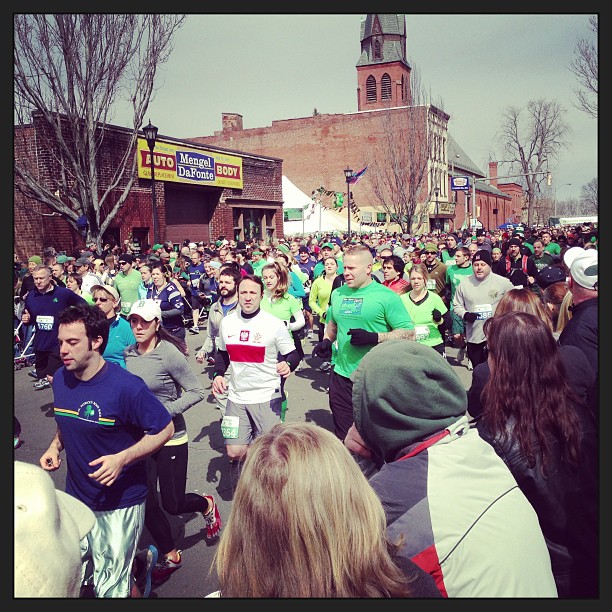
[188,14,522,235]
[14,114,285,261]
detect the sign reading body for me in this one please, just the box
[137,138,243,189]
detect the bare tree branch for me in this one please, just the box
[568,15,597,119]
[14,14,186,249]
[497,98,571,226]
[364,65,443,234]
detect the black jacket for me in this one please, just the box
[476,406,598,597]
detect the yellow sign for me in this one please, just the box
[137,139,243,189]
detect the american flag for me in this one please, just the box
[347,166,368,185]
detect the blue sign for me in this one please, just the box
[451,176,470,191]
[175,150,216,182]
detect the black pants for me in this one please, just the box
[328,369,354,441]
[145,443,208,556]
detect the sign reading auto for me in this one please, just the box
[137,138,243,189]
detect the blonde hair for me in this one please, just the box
[261,261,289,300]
[213,422,414,597]
[556,290,574,334]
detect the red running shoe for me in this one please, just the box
[203,495,222,540]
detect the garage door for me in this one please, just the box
[164,184,222,245]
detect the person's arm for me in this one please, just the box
[278,348,300,375]
[308,280,325,317]
[165,348,206,416]
[87,420,174,487]
[211,349,231,395]
[285,306,305,332]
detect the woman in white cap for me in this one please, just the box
[125,299,221,588]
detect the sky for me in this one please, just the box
[112,14,598,204]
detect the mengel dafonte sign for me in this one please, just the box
[137,139,243,189]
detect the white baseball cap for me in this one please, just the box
[569,249,598,290]
[128,299,162,321]
[14,461,95,597]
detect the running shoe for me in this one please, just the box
[203,495,222,540]
[466,358,473,371]
[456,347,465,363]
[189,326,200,334]
[307,329,314,339]
[319,361,331,372]
[133,544,158,598]
[33,378,51,390]
[151,551,182,585]
[27,369,41,379]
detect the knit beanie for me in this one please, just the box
[276,243,290,256]
[472,250,492,266]
[28,255,42,265]
[506,238,522,248]
[352,340,467,463]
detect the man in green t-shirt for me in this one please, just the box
[113,253,142,317]
[312,244,415,441]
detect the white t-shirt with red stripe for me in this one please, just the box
[217,308,296,404]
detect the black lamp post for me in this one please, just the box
[143,119,159,245]
[434,187,440,234]
[344,167,353,239]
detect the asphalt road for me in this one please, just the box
[13,325,473,598]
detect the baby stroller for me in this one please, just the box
[14,320,35,370]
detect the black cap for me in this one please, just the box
[118,253,135,264]
[476,229,485,237]
[472,249,492,266]
[537,265,566,289]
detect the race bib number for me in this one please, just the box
[426,279,436,291]
[122,301,132,313]
[36,315,54,331]
[221,415,240,439]
[414,325,430,341]
[339,297,363,316]
[475,303,493,320]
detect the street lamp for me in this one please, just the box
[344,167,353,239]
[143,119,159,245]
[434,187,440,234]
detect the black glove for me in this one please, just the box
[463,312,478,323]
[347,328,379,346]
[432,308,442,322]
[313,338,332,360]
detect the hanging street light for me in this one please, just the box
[143,119,159,245]
[344,167,353,239]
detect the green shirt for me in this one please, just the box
[313,258,344,279]
[327,281,414,379]
[113,268,142,317]
[445,264,473,307]
[400,290,447,348]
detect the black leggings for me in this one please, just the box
[145,443,208,555]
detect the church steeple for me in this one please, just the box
[356,14,412,111]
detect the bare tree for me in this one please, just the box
[496,99,571,226]
[365,66,443,234]
[569,15,597,119]
[14,14,186,250]
[580,178,598,213]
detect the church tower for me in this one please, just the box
[356,14,412,111]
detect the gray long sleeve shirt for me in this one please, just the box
[124,339,205,442]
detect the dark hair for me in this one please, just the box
[238,274,264,295]
[481,312,583,474]
[382,255,405,275]
[218,265,242,286]
[66,272,83,289]
[57,302,110,354]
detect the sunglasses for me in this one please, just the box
[93,297,110,303]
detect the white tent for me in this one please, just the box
[282,175,348,235]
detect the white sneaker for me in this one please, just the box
[466,358,473,371]
[307,329,313,339]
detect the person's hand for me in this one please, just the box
[463,312,478,323]
[347,328,378,346]
[432,308,442,322]
[312,338,332,360]
[212,375,227,396]
[277,361,291,378]
[344,424,372,459]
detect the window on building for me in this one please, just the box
[401,75,406,100]
[381,73,392,100]
[366,75,377,102]
[374,40,382,60]
[376,212,387,223]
